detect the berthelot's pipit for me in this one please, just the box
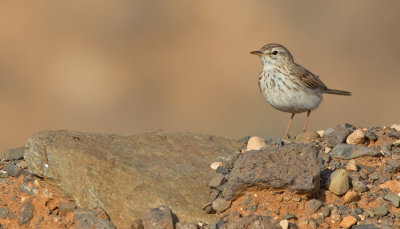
[251,43,351,138]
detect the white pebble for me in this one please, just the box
[246,136,267,151]
[325,147,332,153]
[346,159,358,172]
[317,130,325,138]
[346,129,365,145]
[210,162,222,170]
[279,219,289,229]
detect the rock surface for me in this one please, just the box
[223,144,320,200]
[24,130,244,227]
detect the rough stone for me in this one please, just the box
[5,164,23,178]
[208,173,225,188]
[212,198,231,213]
[246,136,267,151]
[216,166,229,174]
[223,144,320,200]
[323,125,350,147]
[305,199,323,215]
[364,130,377,141]
[1,146,25,160]
[24,130,243,227]
[330,144,381,159]
[339,215,357,229]
[0,207,9,219]
[346,129,365,145]
[294,131,320,143]
[383,191,400,207]
[373,206,387,216]
[73,208,116,229]
[327,169,349,195]
[17,202,34,225]
[343,190,359,203]
[219,214,279,229]
[320,206,330,217]
[143,205,175,229]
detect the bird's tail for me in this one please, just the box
[322,88,351,96]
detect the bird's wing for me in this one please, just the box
[292,64,328,90]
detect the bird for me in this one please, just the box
[250,43,351,138]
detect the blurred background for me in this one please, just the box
[0,1,399,151]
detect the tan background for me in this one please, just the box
[0,1,399,152]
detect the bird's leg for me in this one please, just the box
[302,110,311,132]
[284,113,295,139]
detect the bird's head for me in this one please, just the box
[251,43,294,68]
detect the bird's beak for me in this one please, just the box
[250,50,263,56]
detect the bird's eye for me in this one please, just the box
[271,51,278,55]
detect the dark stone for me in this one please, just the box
[364,130,378,141]
[216,166,229,174]
[19,184,32,195]
[1,146,25,160]
[383,191,400,207]
[17,202,34,225]
[143,205,175,229]
[352,179,368,192]
[284,213,298,220]
[323,125,350,147]
[73,208,116,229]
[352,224,380,229]
[383,160,400,173]
[0,207,8,219]
[320,206,330,217]
[223,144,320,200]
[203,204,215,214]
[305,199,323,215]
[5,164,22,178]
[59,201,76,216]
[208,173,225,188]
[330,144,381,159]
[219,214,279,229]
[374,206,387,216]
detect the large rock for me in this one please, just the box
[223,144,320,200]
[24,130,244,227]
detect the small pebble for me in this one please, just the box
[246,136,267,151]
[305,199,323,215]
[346,159,357,172]
[346,129,365,145]
[383,191,400,207]
[317,130,324,138]
[374,206,388,216]
[212,198,231,213]
[343,190,359,203]
[324,147,331,153]
[339,215,357,229]
[210,162,222,170]
[364,130,378,141]
[279,219,289,229]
